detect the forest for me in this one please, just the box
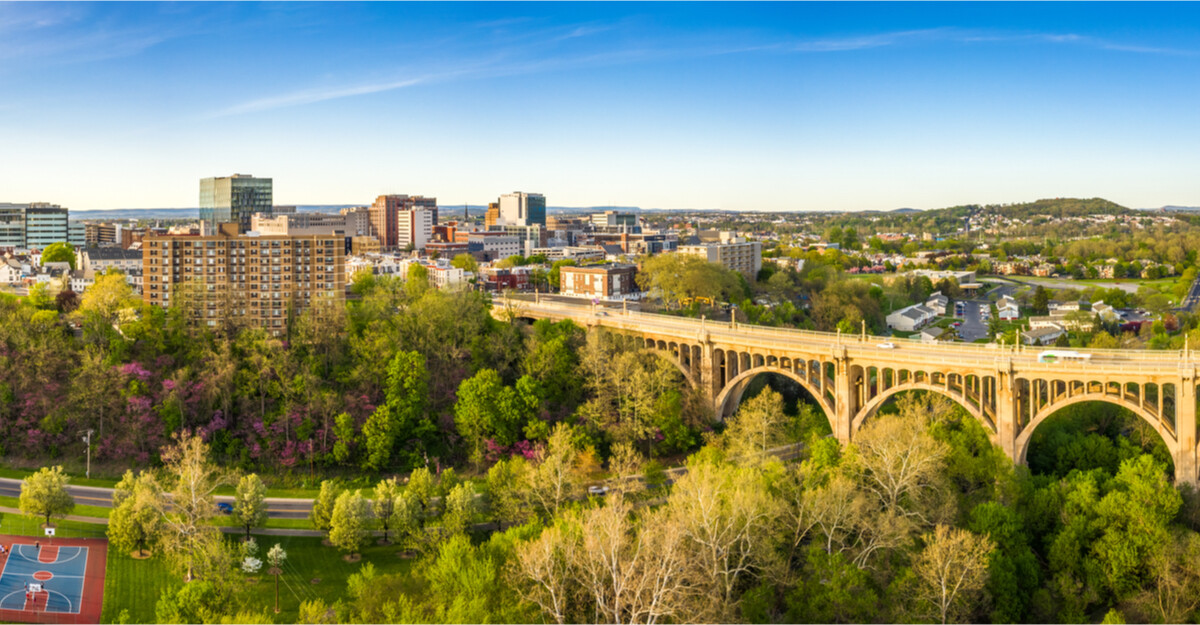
[0,270,708,478]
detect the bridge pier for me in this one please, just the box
[834,353,854,443]
[1176,370,1197,486]
[995,368,1018,462]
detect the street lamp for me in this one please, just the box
[80,429,94,479]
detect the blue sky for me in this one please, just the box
[1,2,1198,212]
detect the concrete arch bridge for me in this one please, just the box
[496,298,1200,485]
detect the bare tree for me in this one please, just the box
[515,523,578,625]
[912,525,994,624]
[160,432,227,581]
[667,461,778,621]
[853,411,951,522]
[573,499,693,625]
[1137,530,1200,624]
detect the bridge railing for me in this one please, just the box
[498,298,1189,366]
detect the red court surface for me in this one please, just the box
[0,535,107,625]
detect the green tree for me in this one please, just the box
[407,263,430,298]
[40,241,75,269]
[19,466,75,526]
[442,482,480,536]
[309,479,344,535]
[407,467,435,514]
[547,259,577,290]
[450,254,478,274]
[108,470,164,558]
[486,457,531,529]
[231,474,268,540]
[361,351,432,471]
[1033,285,1050,315]
[636,253,745,305]
[27,281,53,309]
[373,477,402,544]
[329,490,371,556]
[79,269,137,327]
[454,369,536,464]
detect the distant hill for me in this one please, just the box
[983,198,1130,219]
[891,207,922,214]
[1159,205,1200,213]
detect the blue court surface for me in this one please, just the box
[0,545,89,614]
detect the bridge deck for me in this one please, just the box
[498,298,1192,377]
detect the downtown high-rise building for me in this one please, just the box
[369,194,437,249]
[142,222,345,336]
[199,174,273,234]
[498,192,546,227]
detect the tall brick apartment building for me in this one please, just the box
[142,223,345,335]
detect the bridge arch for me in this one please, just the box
[647,348,696,388]
[851,382,997,443]
[714,365,834,427]
[1014,393,1179,467]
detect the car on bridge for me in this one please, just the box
[877,342,897,349]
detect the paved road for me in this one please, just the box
[0,478,312,520]
[1178,274,1200,312]
[1006,276,1141,294]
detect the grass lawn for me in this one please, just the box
[240,535,414,622]
[102,550,173,624]
[0,515,107,539]
[100,534,414,623]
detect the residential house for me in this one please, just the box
[997,295,1020,320]
[1022,326,1065,345]
[925,292,949,315]
[1092,301,1122,324]
[886,303,937,332]
[919,326,944,343]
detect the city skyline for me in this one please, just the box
[3,2,1200,212]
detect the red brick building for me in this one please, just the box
[559,263,638,299]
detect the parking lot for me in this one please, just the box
[957,300,991,342]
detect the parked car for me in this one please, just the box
[217,502,233,515]
[588,486,610,496]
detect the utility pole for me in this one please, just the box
[81,429,94,479]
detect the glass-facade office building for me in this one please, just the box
[25,204,70,249]
[0,203,26,249]
[200,174,273,234]
[0,203,80,250]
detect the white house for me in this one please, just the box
[920,326,944,343]
[1022,326,1065,345]
[997,295,1020,321]
[925,292,949,316]
[1092,300,1122,324]
[886,303,937,332]
[0,258,22,284]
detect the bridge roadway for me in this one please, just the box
[496,296,1200,485]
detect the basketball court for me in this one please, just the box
[0,535,106,624]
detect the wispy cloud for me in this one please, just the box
[791,28,954,52]
[788,27,1197,56]
[211,77,431,117]
[208,21,1196,118]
